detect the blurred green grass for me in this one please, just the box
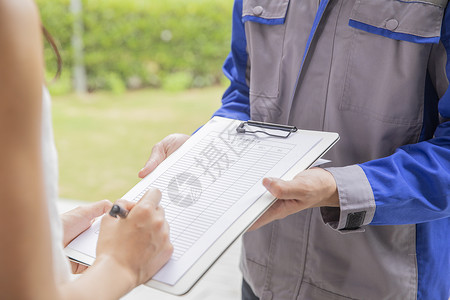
[52,86,224,202]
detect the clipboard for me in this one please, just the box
[64,117,339,295]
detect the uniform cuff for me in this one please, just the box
[321,165,375,232]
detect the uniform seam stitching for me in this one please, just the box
[301,280,359,300]
[249,91,279,98]
[410,224,418,300]
[262,221,278,293]
[294,209,314,299]
[246,257,267,268]
[276,0,290,104]
[339,14,357,113]
[396,0,446,8]
[341,101,423,126]
[322,0,343,131]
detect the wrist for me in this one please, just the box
[58,254,138,300]
[94,254,137,290]
[320,169,339,207]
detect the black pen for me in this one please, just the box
[109,204,129,219]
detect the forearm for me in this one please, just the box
[360,137,450,225]
[58,190,172,300]
[0,1,60,298]
[323,135,450,231]
[58,255,136,300]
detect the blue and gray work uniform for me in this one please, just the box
[212,0,450,299]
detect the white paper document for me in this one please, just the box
[66,117,335,286]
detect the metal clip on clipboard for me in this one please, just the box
[236,120,298,138]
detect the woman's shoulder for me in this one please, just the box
[0,0,42,83]
[0,0,43,126]
[0,0,38,15]
[0,0,40,40]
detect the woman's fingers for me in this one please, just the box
[82,200,113,220]
[112,199,136,212]
[62,200,113,246]
[135,188,162,210]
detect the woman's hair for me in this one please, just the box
[41,26,62,80]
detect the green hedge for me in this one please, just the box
[37,0,232,93]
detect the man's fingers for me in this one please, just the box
[248,201,284,231]
[138,159,158,178]
[263,177,299,199]
[138,134,190,179]
[247,211,271,232]
[138,142,166,178]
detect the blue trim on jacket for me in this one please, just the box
[242,15,285,25]
[213,0,250,121]
[349,19,441,44]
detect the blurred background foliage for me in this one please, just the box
[37,0,232,94]
[52,88,222,202]
[36,0,233,202]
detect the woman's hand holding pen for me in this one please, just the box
[61,200,113,273]
[60,189,173,283]
[96,188,173,286]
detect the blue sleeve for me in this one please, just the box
[212,0,250,121]
[360,6,450,225]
